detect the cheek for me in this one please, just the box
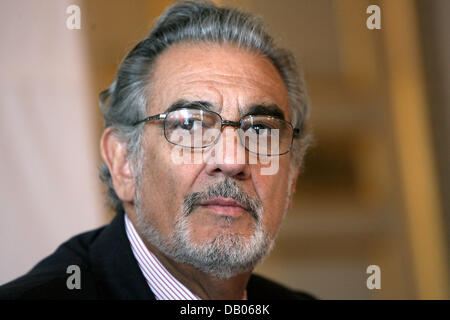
[139,139,202,236]
[254,165,291,237]
[139,149,175,233]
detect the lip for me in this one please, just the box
[199,197,247,218]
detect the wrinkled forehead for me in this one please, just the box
[148,42,291,121]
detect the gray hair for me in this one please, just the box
[99,0,310,214]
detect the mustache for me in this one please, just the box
[182,178,263,222]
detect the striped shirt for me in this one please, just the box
[124,214,200,300]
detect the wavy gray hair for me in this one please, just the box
[99,0,310,214]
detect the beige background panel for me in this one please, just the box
[0,0,107,285]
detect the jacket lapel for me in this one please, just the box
[89,211,155,299]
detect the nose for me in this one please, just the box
[204,126,250,180]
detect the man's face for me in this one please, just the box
[132,43,298,278]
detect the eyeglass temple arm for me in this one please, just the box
[133,113,167,126]
[293,121,303,139]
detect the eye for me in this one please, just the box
[248,123,275,135]
[173,118,202,131]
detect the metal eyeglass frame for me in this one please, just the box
[133,107,301,156]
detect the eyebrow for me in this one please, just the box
[163,99,216,114]
[163,99,286,121]
[241,104,285,121]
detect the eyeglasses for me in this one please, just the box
[133,107,301,156]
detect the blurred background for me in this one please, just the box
[0,0,448,299]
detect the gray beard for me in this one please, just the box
[134,178,275,279]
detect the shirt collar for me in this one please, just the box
[124,213,200,300]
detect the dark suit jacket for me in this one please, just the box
[0,212,315,300]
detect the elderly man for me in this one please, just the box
[0,1,313,300]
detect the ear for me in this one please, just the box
[100,127,135,203]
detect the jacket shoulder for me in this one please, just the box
[247,273,317,300]
[0,225,106,299]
